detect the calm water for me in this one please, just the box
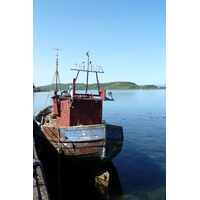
[33,90,166,200]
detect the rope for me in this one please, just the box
[41,100,75,157]
[44,72,56,109]
[57,72,62,92]
[56,100,74,157]
[44,70,62,109]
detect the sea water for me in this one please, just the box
[33,89,166,200]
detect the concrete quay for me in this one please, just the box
[33,138,50,200]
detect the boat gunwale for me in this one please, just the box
[47,137,106,144]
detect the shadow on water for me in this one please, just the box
[36,145,124,200]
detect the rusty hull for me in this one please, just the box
[42,124,106,159]
[34,116,123,165]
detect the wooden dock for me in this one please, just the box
[33,138,50,200]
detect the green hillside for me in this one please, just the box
[36,81,162,91]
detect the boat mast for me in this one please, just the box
[53,48,62,95]
[86,50,89,93]
[44,48,62,108]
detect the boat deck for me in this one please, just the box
[43,112,56,127]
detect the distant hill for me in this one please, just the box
[35,81,165,91]
[156,84,166,88]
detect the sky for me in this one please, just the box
[33,0,166,87]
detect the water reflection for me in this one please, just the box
[37,150,124,200]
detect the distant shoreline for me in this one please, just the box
[33,81,166,92]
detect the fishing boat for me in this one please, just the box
[33,50,123,167]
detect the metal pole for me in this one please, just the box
[96,71,100,93]
[53,48,62,94]
[86,50,89,93]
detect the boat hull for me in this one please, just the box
[33,119,123,167]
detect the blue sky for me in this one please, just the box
[33,0,166,86]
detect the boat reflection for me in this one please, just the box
[38,152,124,200]
[92,161,124,200]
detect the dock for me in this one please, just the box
[33,138,50,200]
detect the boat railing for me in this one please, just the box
[34,105,53,125]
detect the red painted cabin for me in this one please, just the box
[51,51,111,127]
[53,97,103,126]
[52,81,107,127]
